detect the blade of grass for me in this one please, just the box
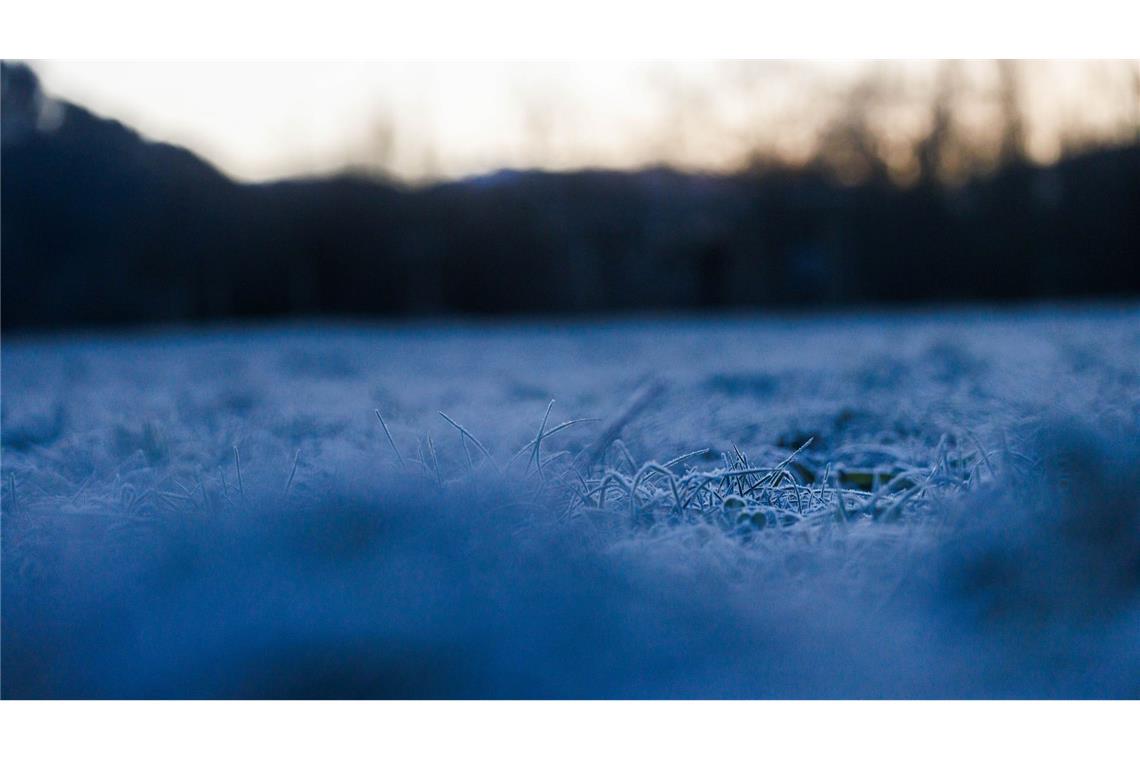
[374,409,407,471]
[438,411,499,473]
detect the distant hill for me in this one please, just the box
[3,61,1138,329]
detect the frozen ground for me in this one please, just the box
[2,303,1139,697]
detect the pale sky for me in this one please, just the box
[29,61,1140,183]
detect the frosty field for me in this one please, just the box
[3,304,1139,698]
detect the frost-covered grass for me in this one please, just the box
[2,304,1139,697]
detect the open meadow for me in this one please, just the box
[3,303,1139,697]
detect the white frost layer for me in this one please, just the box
[2,304,1138,697]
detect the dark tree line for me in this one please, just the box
[3,62,1138,330]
